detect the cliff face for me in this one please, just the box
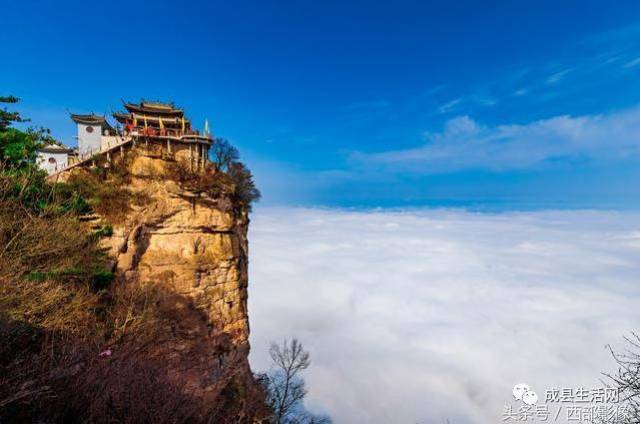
[108,154,250,346]
[93,152,261,418]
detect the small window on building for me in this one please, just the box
[48,157,57,164]
[86,126,94,133]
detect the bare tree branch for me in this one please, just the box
[260,338,331,424]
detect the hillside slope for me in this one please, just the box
[0,147,266,423]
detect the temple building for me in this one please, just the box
[113,101,188,136]
[36,143,74,174]
[37,100,213,175]
[112,100,212,165]
[70,113,116,155]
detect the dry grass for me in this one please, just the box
[63,170,138,225]
[0,203,100,280]
[0,276,192,422]
[0,169,106,281]
[0,277,268,423]
[50,152,150,225]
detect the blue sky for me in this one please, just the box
[3,0,640,209]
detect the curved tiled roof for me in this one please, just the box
[124,101,184,116]
[38,143,73,154]
[70,113,115,131]
[70,113,106,124]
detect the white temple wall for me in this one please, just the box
[77,123,102,155]
[37,151,69,174]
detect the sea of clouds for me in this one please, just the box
[248,207,640,423]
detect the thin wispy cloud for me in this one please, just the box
[623,57,640,68]
[513,88,528,96]
[249,207,640,423]
[545,68,573,84]
[474,94,498,107]
[435,23,640,114]
[351,106,640,174]
[438,98,462,114]
[426,84,447,96]
[604,55,621,65]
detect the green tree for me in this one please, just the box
[0,95,28,130]
[229,161,261,208]
[209,137,261,209]
[0,96,47,168]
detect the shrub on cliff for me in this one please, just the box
[60,169,141,225]
[168,158,260,211]
[168,159,235,198]
[212,137,240,172]
[211,137,261,209]
[229,161,261,208]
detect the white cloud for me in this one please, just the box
[351,106,640,173]
[248,207,640,423]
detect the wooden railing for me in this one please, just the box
[54,136,132,175]
[50,132,210,176]
[125,127,208,138]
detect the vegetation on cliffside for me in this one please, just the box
[0,96,266,423]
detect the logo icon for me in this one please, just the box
[513,383,538,405]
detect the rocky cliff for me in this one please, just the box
[74,150,263,420]
[106,153,250,347]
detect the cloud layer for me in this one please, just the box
[351,107,640,174]
[248,207,640,423]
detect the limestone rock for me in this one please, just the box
[89,152,260,416]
